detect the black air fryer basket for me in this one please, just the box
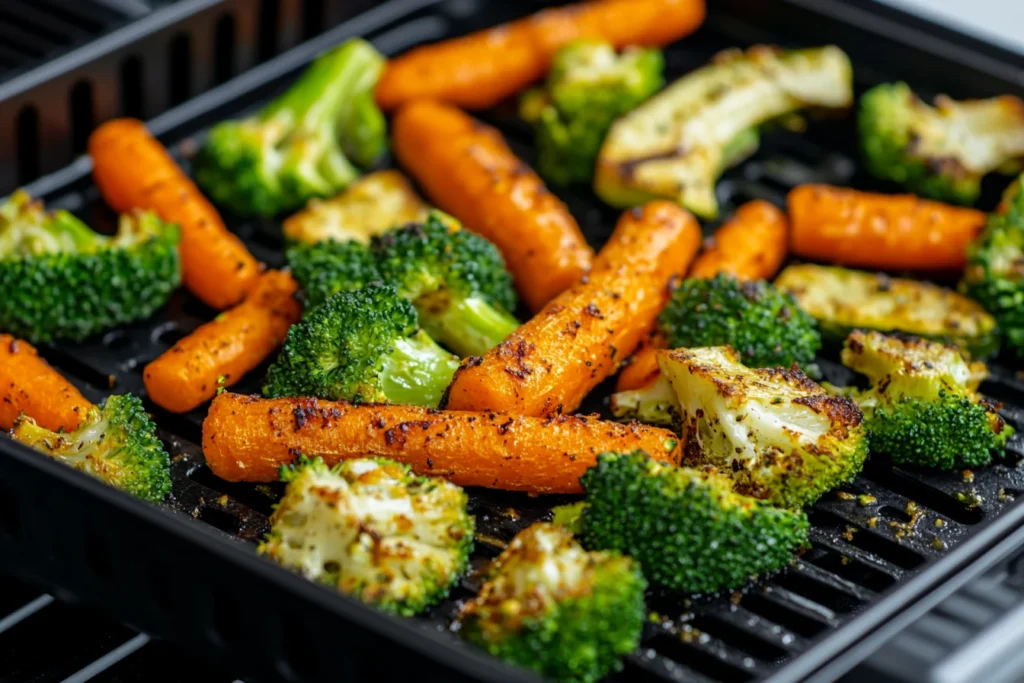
[4,1,1024,682]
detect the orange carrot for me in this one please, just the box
[393,100,594,311]
[0,335,92,432]
[144,270,301,413]
[442,201,701,416]
[88,119,261,310]
[616,200,789,392]
[788,184,986,272]
[202,393,682,492]
[376,0,706,110]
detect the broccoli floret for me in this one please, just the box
[259,456,472,616]
[0,190,181,344]
[372,212,519,357]
[859,82,1024,204]
[263,283,459,407]
[841,330,1013,470]
[194,39,387,217]
[11,394,171,502]
[578,451,809,594]
[519,40,664,185]
[285,239,382,310]
[962,175,1024,356]
[458,522,645,683]
[660,346,867,509]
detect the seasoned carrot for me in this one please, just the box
[0,335,91,432]
[443,201,701,416]
[203,392,682,492]
[88,119,261,310]
[376,0,706,110]
[615,200,788,392]
[393,100,594,311]
[688,200,789,280]
[144,270,301,413]
[788,184,986,272]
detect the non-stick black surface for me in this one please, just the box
[5,1,1024,682]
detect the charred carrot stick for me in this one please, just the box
[203,392,682,491]
[788,184,986,272]
[393,100,594,311]
[442,201,701,416]
[0,335,92,432]
[88,119,261,310]
[144,270,301,413]
[616,200,789,392]
[376,0,706,110]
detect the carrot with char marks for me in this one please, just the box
[393,100,593,312]
[443,201,701,417]
[617,200,789,392]
[375,0,706,111]
[0,335,92,432]
[202,393,682,492]
[144,270,301,413]
[788,184,986,272]
[89,118,261,310]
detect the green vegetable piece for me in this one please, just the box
[286,238,383,310]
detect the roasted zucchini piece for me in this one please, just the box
[282,170,431,245]
[775,264,999,358]
[594,45,854,219]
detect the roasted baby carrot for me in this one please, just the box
[144,270,301,413]
[202,392,682,492]
[0,335,92,432]
[393,100,594,311]
[375,0,706,110]
[617,200,789,392]
[443,201,701,416]
[89,118,261,309]
[788,184,986,272]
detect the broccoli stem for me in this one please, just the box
[379,330,460,408]
[610,375,679,427]
[415,293,520,358]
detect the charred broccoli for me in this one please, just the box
[372,212,519,357]
[194,39,387,217]
[0,190,180,344]
[962,174,1024,357]
[660,346,867,508]
[259,456,472,616]
[285,238,382,310]
[578,451,810,593]
[841,330,1012,470]
[263,283,459,407]
[859,82,1024,204]
[458,522,645,683]
[11,394,171,502]
[519,40,664,185]
[595,45,853,219]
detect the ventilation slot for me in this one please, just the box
[169,34,192,106]
[69,80,95,156]
[213,14,236,85]
[120,55,144,118]
[16,105,40,185]
[302,0,327,40]
[258,0,281,61]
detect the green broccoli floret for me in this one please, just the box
[193,39,387,217]
[578,451,809,594]
[259,455,473,616]
[962,174,1024,356]
[0,190,181,344]
[660,346,867,508]
[841,330,1013,470]
[11,394,171,502]
[611,274,821,426]
[263,283,459,407]
[285,239,383,310]
[859,82,1024,204]
[458,522,645,683]
[520,40,664,186]
[372,212,519,357]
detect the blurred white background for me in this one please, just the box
[877,0,1024,53]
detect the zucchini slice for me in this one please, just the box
[594,45,853,219]
[775,264,999,358]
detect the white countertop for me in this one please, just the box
[875,0,1024,54]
